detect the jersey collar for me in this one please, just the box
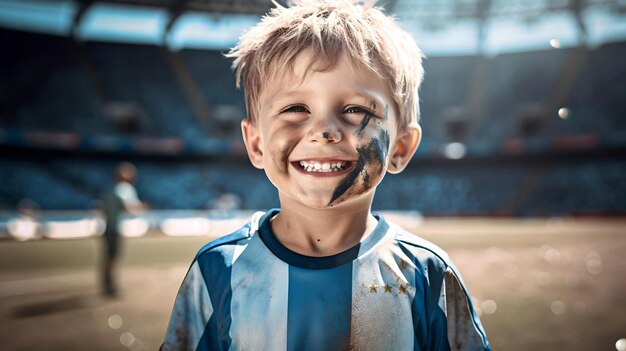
[256,208,390,270]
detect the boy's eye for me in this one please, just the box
[282,105,309,114]
[344,106,369,114]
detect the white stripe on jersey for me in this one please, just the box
[350,226,416,350]
[229,234,289,350]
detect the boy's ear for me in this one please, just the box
[388,124,421,174]
[241,119,265,169]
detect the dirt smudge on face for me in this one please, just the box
[272,138,293,174]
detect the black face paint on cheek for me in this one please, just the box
[322,132,330,139]
[355,112,373,137]
[381,105,392,164]
[371,129,390,166]
[362,170,370,185]
[355,101,377,136]
[329,153,366,206]
[328,128,390,206]
[327,101,389,206]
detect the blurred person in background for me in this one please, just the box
[101,162,144,297]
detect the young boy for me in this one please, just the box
[163,1,491,350]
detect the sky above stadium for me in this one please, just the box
[1,0,625,55]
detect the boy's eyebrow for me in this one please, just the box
[266,90,312,106]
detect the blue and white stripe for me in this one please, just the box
[162,210,491,351]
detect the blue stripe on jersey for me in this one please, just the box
[196,243,236,350]
[396,229,491,350]
[287,263,352,350]
[398,241,448,350]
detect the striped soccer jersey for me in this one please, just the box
[162,209,491,351]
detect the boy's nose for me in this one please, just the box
[307,116,343,143]
[308,126,342,143]
[321,129,342,143]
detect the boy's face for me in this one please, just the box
[242,51,420,210]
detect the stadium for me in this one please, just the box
[0,0,625,350]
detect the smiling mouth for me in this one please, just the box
[291,160,354,174]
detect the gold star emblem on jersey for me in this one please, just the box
[383,284,393,293]
[398,284,408,294]
[369,283,378,293]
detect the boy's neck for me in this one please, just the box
[270,197,378,257]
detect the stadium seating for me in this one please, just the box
[0,30,108,134]
[420,55,479,145]
[374,162,526,215]
[477,48,571,141]
[0,157,279,211]
[520,157,626,216]
[1,28,624,215]
[545,42,626,137]
[88,42,205,140]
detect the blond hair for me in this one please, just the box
[226,0,424,130]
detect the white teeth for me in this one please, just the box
[298,161,347,173]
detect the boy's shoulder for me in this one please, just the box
[193,212,264,261]
[387,220,456,273]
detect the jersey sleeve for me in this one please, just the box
[162,261,214,351]
[438,267,491,351]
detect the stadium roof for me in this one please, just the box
[0,0,625,55]
[72,0,284,14]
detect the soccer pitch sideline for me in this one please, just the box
[1,216,625,351]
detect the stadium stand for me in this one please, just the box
[477,48,571,141]
[87,42,206,140]
[547,42,626,137]
[1,28,624,215]
[0,30,108,134]
[182,49,246,137]
[0,159,96,210]
[521,157,626,216]
[374,161,527,215]
[0,157,278,211]
[420,55,480,145]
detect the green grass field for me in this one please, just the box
[1,216,625,350]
